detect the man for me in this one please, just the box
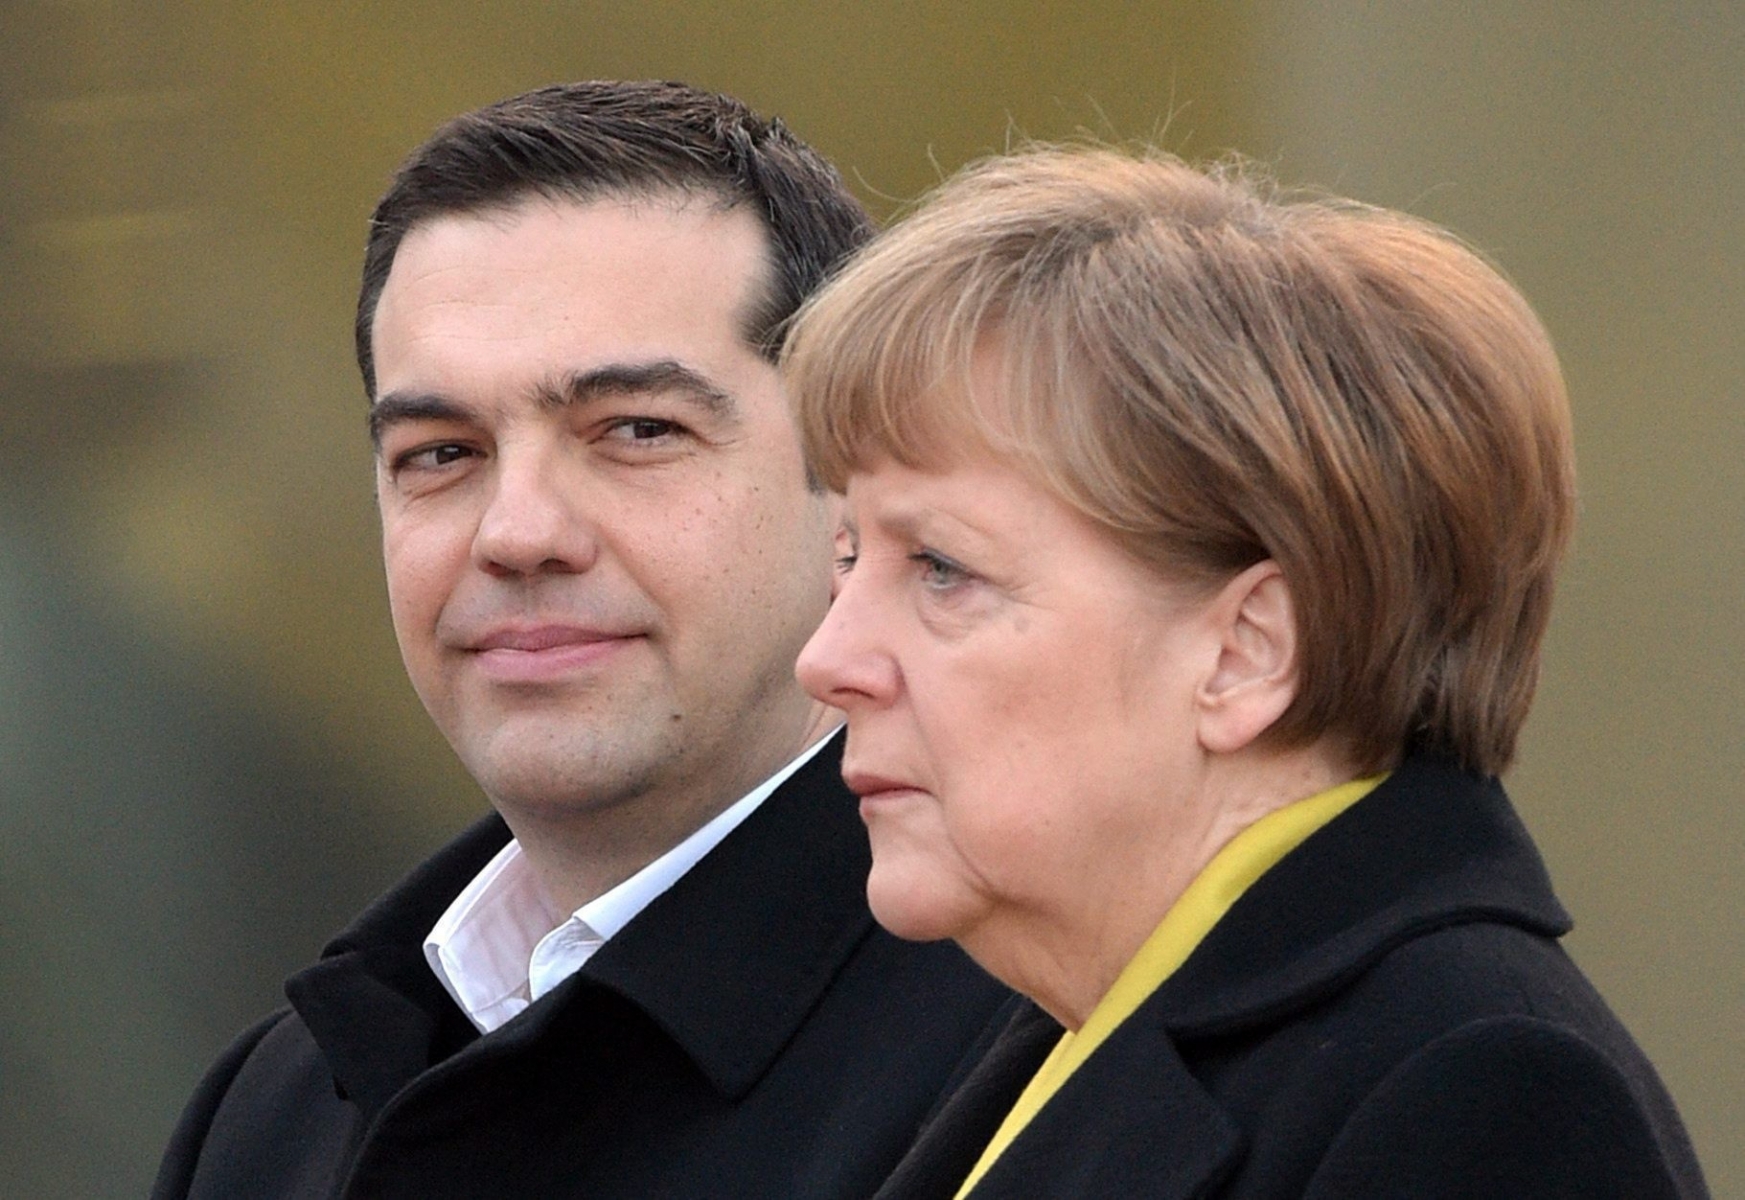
[153,81,1017,1199]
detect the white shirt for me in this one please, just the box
[424,728,841,1033]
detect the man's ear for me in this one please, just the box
[1196,560,1300,755]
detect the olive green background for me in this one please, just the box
[2,3,1737,1195]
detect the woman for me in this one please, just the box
[782,148,1707,1198]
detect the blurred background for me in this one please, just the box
[1,2,1738,1194]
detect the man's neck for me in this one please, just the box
[504,706,843,916]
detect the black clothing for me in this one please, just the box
[875,756,1708,1199]
[155,741,1014,1199]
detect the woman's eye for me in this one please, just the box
[912,550,973,591]
[833,528,859,576]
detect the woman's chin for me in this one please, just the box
[865,863,974,945]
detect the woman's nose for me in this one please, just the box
[796,572,900,709]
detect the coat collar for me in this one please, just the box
[882,755,1572,1199]
[488,734,875,1099]
[1151,754,1570,1038]
[287,811,511,1116]
[287,734,873,1115]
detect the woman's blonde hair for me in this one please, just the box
[783,146,1575,776]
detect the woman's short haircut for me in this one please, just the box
[784,146,1575,776]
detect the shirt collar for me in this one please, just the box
[425,726,842,1033]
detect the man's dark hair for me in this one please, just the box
[356,80,874,397]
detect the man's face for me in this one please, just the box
[369,195,836,845]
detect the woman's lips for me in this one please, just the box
[843,770,924,801]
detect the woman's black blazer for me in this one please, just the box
[876,755,1709,1199]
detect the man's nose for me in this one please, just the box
[472,448,600,576]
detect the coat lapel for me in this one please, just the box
[1151,755,1570,1038]
[975,1007,1241,1200]
[509,734,875,1099]
[289,738,875,1117]
[882,999,1241,1200]
[288,812,509,1118]
[874,1001,1062,1199]
[878,756,1572,1198]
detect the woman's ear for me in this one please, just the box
[1195,561,1300,755]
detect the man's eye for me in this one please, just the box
[604,417,681,442]
[395,443,474,471]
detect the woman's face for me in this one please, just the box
[797,454,1233,1005]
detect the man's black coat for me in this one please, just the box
[874,756,1709,1199]
[153,740,1016,1199]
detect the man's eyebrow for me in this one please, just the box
[543,359,738,418]
[368,393,471,450]
[366,360,738,449]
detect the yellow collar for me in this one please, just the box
[955,773,1386,1198]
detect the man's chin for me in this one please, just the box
[459,726,674,820]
